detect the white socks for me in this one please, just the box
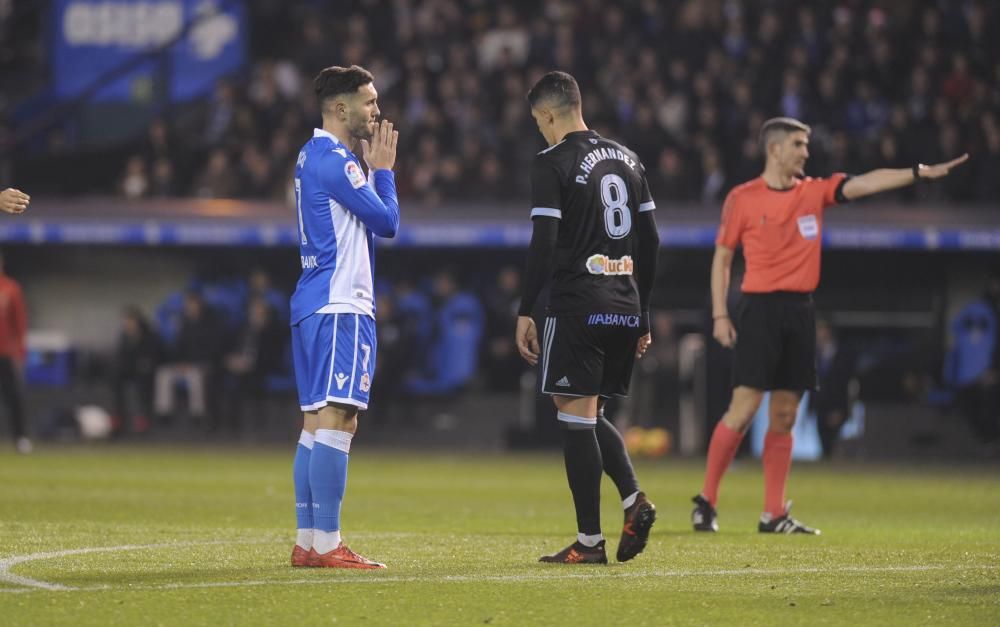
[622,491,639,510]
[298,430,315,449]
[296,529,313,550]
[315,429,353,453]
[313,529,343,555]
[577,532,604,547]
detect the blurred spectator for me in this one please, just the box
[149,157,177,197]
[154,291,224,424]
[808,318,857,459]
[947,273,1000,450]
[194,149,239,199]
[238,143,275,199]
[119,155,149,199]
[699,146,726,206]
[203,81,237,146]
[110,307,161,435]
[247,268,288,321]
[623,310,680,430]
[0,251,27,453]
[973,114,1000,201]
[143,117,175,165]
[650,147,696,203]
[405,270,484,395]
[480,266,525,392]
[219,297,287,435]
[845,80,889,139]
[369,290,413,424]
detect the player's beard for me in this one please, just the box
[348,111,375,141]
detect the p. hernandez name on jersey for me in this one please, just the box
[291,129,400,324]
[529,130,655,316]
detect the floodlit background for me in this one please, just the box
[1,2,999,625]
[0,0,998,460]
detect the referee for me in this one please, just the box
[692,117,968,534]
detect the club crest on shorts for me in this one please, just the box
[359,372,371,392]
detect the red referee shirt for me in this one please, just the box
[0,274,27,362]
[716,174,846,293]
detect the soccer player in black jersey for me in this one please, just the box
[515,71,660,564]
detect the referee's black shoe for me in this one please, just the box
[691,494,719,532]
[617,492,656,562]
[539,540,608,564]
[758,502,821,535]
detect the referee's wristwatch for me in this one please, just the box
[912,164,925,181]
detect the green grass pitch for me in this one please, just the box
[1,446,998,625]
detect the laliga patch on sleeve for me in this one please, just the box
[344,161,366,189]
[797,214,819,240]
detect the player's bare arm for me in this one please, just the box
[0,188,29,214]
[841,153,969,201]
[711,244,737,348]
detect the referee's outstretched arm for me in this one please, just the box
[840,153,969,201]
[0,188,29,214]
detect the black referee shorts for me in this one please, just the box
[539,314,642,398]
[732,292,816,392]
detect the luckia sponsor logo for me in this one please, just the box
[586,254,633,276]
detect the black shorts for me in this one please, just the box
[540,313,642,398]
[732,292,816,391]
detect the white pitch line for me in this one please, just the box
[0,540,265,592]
[0,534,425,592]
[0,538,996,594]
[66,562,1000,593]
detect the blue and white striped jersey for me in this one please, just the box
[291,128,400,324]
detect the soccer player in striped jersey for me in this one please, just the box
[289,65,399,569]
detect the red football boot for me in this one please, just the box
[313,543,386,569]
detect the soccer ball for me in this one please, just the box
[76,405,113,440]
[625,426,647,456]
[624,426,672,458]
[641,427,671,459]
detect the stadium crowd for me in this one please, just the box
[100,0,1000,206]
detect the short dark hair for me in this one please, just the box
[314,65,374,108]
[527,71,581,110]
[759,117,811,152]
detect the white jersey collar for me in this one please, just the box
[313,128,343,145]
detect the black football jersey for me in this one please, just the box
[530,130,656,315]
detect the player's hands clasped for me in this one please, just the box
[917,153,969,179]
[515,315,540,366]
[361,119,398,171]
[0,188,29,214]
[713,317,737,348]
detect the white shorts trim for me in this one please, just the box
[299,396,369,412]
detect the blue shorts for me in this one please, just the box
[291,312,377,411]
